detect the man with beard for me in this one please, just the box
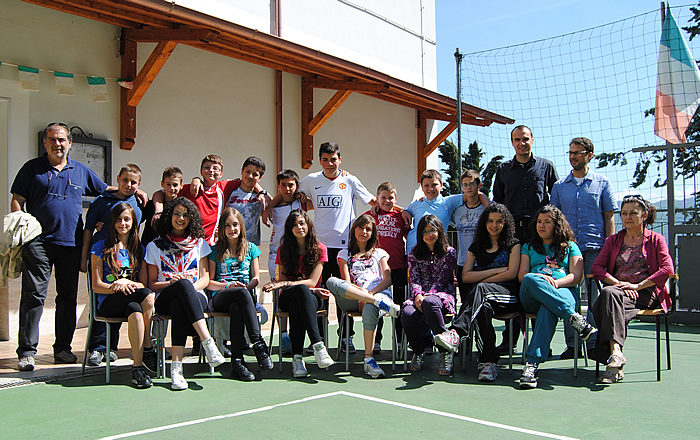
[551,136,617,359]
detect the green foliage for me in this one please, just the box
[438,139,503,197]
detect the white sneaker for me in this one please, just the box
[312,341,335,368]
[363,357,385,378]
[374,294,400,318]
[292,355,308,378]
[478,362,498,382]
[434,329,460,353]
[170,361,187,390]
[201,337,225,368]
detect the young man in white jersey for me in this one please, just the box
[297,142,377,352]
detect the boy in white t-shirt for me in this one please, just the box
[282,142,377,352]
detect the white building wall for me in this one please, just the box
[176,0,437,89]
[1,0,432,221]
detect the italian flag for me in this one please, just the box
[655,5,700,144]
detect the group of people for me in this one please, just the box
[10,122,674,391]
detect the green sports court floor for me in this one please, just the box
[1,320,699,439]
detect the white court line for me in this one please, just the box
[100,391,579,440]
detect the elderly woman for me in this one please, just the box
[591,195,674,384]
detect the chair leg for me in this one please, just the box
[278,318,284,374]
[105,322,111,384]
[656,315,661,381]
[81,314,94,376]
[508,317,514,375]
[345,313,350,372]
[402,330,408,372]
[665,315,671,371]
[573,331,579,377]
[391,317,396,372]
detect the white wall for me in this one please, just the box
[175,0,437,89]
[1,0,427,223]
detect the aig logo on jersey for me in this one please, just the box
[317,194,342,208]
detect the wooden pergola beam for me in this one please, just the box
[417,111,428,181]
[308,89,352,136]
[305,78,387,93]
[125,28,220,43]
[127,40,177,107]
[301,78,314,169]
[120,37,137,150]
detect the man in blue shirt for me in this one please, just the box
[551,137,617,358]
[11,123,145,371]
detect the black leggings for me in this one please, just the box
[211,287,262,358]
[155,279,207,346]
[279,285,323,355]
[98,288,153,318]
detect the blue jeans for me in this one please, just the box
[520,273,578,364]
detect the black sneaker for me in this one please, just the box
[221,344,232,358]
[230,359,255,381]
[569,313,598,341]
[54,350,78,364]
[131,366,153,389]
[559,347,583,360]
[252,341,274,370]
[142,347,157,373]
[519,362,538,389]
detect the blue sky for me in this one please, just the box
[435,0,680,96]
[432,1,700,203]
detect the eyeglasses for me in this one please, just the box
[461,182,478,188]
[622,194,643,202]
[568,150,589,156]
[172,212,190,219]
[422,228,439,235]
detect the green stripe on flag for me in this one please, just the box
[87,76,106,85]
[18,66,39,73]
[54,71,74,78]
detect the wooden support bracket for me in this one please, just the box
[308,89,352,136]
[127,40,177,107]
[416,112,458,182]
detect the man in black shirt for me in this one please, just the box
[492,125,559,353]
[493,125,559,243]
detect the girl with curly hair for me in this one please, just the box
[401,215,458,375]
[439,203,521,382]
[145,197,224,390]
[90,203,155,388]
[262,210,334,378]
[517,205,595,389]
[207,207,273,381]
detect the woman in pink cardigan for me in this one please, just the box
[591,195,674,384]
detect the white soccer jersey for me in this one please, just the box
[298,171,374,249]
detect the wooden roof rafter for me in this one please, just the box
[23,0,514,177]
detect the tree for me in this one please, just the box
[438,139,503,197]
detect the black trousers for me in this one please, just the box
[211,287,262,358]
[279,285,323,355]
[154,279,207,346]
